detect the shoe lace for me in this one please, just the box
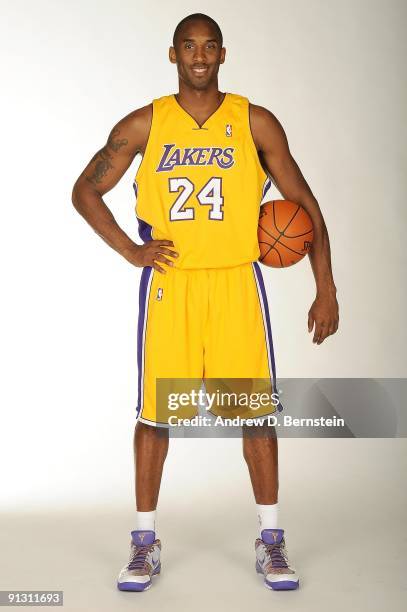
[265,541,289,569]
[128,545,153,570]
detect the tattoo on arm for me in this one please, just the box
[85,128,129,186]
[107,128,128,152]
[85,147,113,185]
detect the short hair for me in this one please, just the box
[173,13,223,47]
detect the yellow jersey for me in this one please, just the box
[134,92,271,269]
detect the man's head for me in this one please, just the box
[169,14,225,91]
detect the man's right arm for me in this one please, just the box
[71,104,177,273]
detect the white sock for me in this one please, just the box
[257,503,279,535]
[136,510,156,532]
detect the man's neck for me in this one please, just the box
[176,82,224,112]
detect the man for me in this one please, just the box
[72,13,339,593]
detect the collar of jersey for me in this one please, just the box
[171,92,229,130]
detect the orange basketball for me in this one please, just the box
[258,200,314,268]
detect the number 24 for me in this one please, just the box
[169,177,224,221]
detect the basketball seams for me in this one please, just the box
[258,224,313,254]
[258,200,313,267]
[260,243,283,267]
[260,239,310,260]
[273,201,301,235]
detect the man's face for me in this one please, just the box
[169,20,226,91]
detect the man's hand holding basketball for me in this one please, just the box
[308,290,339,345]
[122,240,178,273]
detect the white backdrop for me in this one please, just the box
[1,0,406,510]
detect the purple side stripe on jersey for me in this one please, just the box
[137,217,153,242]
[134,179,153,242]
[262,177,272,200]
[252,262,283,412]
[136,267,153,417]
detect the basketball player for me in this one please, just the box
[72,13,339,592]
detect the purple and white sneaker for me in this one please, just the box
[255,528,299,590]
[117,530,161,591]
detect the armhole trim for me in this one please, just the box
[134,101,155,182]
[134,102,155,236]
[247,99,270,199]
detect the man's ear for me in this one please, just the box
[220,47,226,65]
[169,46,177,64]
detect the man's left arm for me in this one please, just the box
[250,104,339,344]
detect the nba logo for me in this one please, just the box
[226,124,232,137]
[156,288,163,301]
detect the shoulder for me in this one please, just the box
[114,103,153,135]
[249,103,284,132]
[110,104,153,153]
[249,103,288,151]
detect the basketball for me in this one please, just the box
[258,200,314,268]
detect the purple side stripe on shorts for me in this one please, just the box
[136,266,153,417]
[252,262,283,412]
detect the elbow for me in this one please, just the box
[71,181,80,210]
[71,180,88,214]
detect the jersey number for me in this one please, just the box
[169,177,224,221]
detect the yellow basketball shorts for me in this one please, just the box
[136,261,281,426]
